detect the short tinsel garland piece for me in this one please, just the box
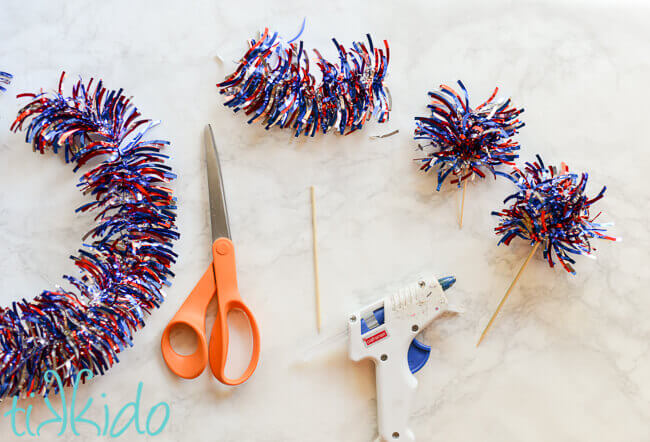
[217,28,391,137]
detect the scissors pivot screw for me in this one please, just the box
[216,241,231,255]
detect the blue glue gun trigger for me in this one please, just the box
[407,338,431,374]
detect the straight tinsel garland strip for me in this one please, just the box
[217,28,391,137]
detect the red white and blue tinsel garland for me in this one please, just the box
[217,27,391,137]
[414,81,524,190]
[0,73,178,399]
[493,155,617,274]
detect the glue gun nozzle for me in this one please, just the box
[438,276,456,291]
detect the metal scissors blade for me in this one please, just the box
[205,124,231,241]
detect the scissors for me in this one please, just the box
[161,125,260,385]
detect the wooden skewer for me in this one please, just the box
[459,179,467,229]
[476,241,541,347]
[310,186,322,332]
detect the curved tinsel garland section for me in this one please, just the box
[0,73,179,399]
[217,28,391,137]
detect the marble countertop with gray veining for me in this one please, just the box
[0,0,648,440]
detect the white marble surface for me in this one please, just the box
[0,0,649,440]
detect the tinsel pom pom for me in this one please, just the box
[217,27,391,137]
[0,71,12,93]
[0,72,179,399]
[492,155,617,274]
[414,81,524,190]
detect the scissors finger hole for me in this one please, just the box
[224,310,254,379]
[168,323,200,356]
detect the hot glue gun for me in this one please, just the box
[348,276,460,442]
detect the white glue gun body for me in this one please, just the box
[348,276,460,442]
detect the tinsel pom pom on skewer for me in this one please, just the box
[0,71,12,93]
[217,27,391,137]
[477,155,618,345]
[492,155,618,274]
[414,81,525,190]
[0,72,179,399]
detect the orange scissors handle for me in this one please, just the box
[208,238,261,385]
[160,238,260,384]
[160,262,214,379]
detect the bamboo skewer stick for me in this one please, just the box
[310,186,322,332]
[477,241,541,346]
[459,179,467,229]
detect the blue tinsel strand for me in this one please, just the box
[0,72,11,93]
[414,81,524,190]
[0,72,179,399]
[493,155,617,274]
